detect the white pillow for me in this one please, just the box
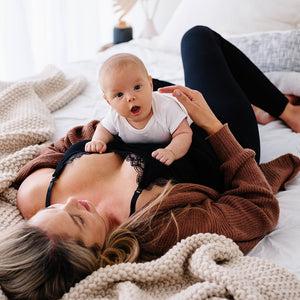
[156,0,300,53]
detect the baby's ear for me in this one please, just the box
[103,94,111,105]
[148,75,153,90]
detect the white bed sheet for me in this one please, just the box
[53,39,300,279]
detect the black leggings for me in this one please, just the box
[154,26,289,163]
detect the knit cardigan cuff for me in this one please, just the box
[206,124,247,163]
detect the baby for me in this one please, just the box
[85,53,192,166]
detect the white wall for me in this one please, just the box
[0,0,182,80]
[115,0,182,39]
[154,0,182,33]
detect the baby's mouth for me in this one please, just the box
[131,106,141,114]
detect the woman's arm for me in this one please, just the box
[139,86,283,256]
[140,124,282,257]
[206,124,280,242]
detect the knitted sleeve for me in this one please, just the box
[204,124,280,251]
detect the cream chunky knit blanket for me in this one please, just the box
[61,233,300,300]
[0,65,87,227]
[1,67,300,300]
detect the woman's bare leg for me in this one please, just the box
[279,102,300,132]
[252,105,276,125]
[285,95,300,105]
[253,95,300,132]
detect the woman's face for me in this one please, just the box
[28,198,108,248]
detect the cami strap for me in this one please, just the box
[45,175,56,207]
[129,187,143,216]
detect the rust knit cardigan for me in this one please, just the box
[130,125,300,258]
[14,122,300,256]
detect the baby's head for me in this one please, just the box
[99,53,153,101]
[99,53,153,123]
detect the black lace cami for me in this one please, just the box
[45,128,224,216]
[45,137,169,216]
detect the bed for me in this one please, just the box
[1,0,300,298]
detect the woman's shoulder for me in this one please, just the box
[17,168,54,219]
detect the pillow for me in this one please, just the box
[156,0,300,53]
[265,71,300,96]
[227,30,300,72]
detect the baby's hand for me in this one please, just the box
[152,148,175,166]
[85,140,107,153]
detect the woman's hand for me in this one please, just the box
[158,85,223,135]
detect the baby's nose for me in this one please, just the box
[126,93,135,102]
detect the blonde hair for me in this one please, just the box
[0,223,100,300]
[103,180,209,263]
[102,180,179,263]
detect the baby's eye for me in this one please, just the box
[134,85,141,90]
[116,92,123,98]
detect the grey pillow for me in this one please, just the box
[228,30,300,73]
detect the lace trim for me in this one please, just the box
[65,151,91,164]
[125,153,145,184]
[65,151,145,184]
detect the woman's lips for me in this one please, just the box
[78,200,90,211]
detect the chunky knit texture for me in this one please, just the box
[0,65,86,227]
[60,233,300,300]
[0,65,86,203]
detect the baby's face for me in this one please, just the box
[101,63,153,126]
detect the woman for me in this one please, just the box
[0,26,299,300]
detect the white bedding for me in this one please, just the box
[0,0,299,297]
[52,38,300,280]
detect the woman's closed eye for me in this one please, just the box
[70,214,85,228]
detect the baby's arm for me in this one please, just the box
[85,123,114,153]
[152,119,192,165]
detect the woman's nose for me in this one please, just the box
[64,197,79,210]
